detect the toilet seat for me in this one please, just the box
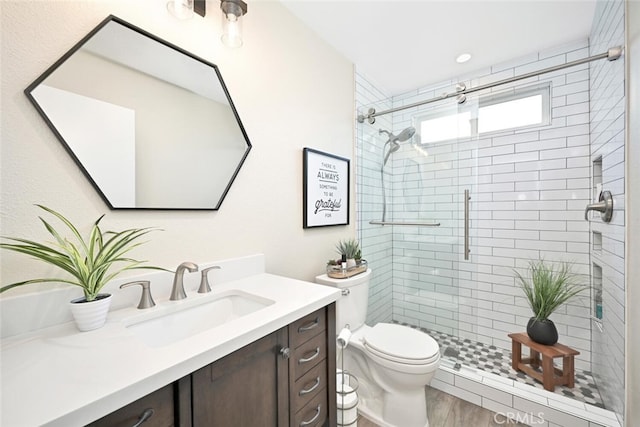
[363,323,440,365]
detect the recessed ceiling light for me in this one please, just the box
[456,53,472,64]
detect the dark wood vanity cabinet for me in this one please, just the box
[86,382,178,427]
[191,327,290,426]
[87,304,336,427]
[191,304,337,427]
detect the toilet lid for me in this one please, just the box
[363,323,439,364]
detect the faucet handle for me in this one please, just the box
[198,266,221,293]
[584,190,613,222]
[120,280,155,309]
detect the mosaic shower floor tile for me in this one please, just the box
[396,322,605,409]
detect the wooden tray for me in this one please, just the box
[326,261,367,279]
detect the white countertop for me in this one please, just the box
[1,272,340,426]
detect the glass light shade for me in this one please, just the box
[221,12,243,48]
[167,0,194,20]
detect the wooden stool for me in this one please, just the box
[508,332,579,392]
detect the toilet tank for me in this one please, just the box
[315,269,371,331]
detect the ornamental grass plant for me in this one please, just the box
[0,205,165,301]
[515,259,587,321]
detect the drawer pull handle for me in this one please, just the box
[298,318,319,332]
[299,404,321,426]
[298,347,320,364]
[299,376,321,396]
[131,408,154,427]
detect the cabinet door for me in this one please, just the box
[86,383,176,427]
[191,327,289,427]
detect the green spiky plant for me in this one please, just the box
[335,238,361,260]
[515,260,586,321]
[0,205,166,302]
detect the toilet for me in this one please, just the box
[316,269,440,427]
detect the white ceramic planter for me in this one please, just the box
[69,294,112,332]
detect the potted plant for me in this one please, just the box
[335,238,362,268]
[0,205,165,331]
[326,239,367,279]
[515,259,586,345]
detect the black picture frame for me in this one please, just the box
[303,148,350,228]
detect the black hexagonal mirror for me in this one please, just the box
[25,15,251,210]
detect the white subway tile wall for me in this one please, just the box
[389,38,594,368]
[355,6,625,421]
[589,0,625,422]
[355,74,394,325]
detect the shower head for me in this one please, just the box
[380,127,416,166]
[379,126,416,144]
[394,126,416,143]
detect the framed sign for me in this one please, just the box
[303,148,350,228]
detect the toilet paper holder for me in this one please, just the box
[337,326,352,349]
[337,370,359,427]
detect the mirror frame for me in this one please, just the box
[24,15,252,211]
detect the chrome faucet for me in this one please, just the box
[170,262,199,300]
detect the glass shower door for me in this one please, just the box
[408,93,480,370]
[355,88,479,370]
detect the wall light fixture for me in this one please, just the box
[220,0,248,48]
[166,0,194,20]
[171,0,248,48]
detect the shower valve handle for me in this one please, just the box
[585,191,613,222]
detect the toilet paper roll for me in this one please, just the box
[337,327,352,349]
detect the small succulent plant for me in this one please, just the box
[335,238,362,260]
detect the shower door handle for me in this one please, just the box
[464,190,470,260]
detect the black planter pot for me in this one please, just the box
[526,317,558,346]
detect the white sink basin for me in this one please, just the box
[125,290,274,347]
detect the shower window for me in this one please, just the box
[417,83,551,144]
[420,109,472,143]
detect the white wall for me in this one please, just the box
[0,1,354,299]
[626,0,640,423]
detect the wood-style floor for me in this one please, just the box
[356,386,527,427]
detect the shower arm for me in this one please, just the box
[358,46,623,124]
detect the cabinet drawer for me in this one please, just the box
[293,360,327,413]
[293,387,327,427]
[290,308,326,348]
[87,383,175,427]
[292,332,327,380]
